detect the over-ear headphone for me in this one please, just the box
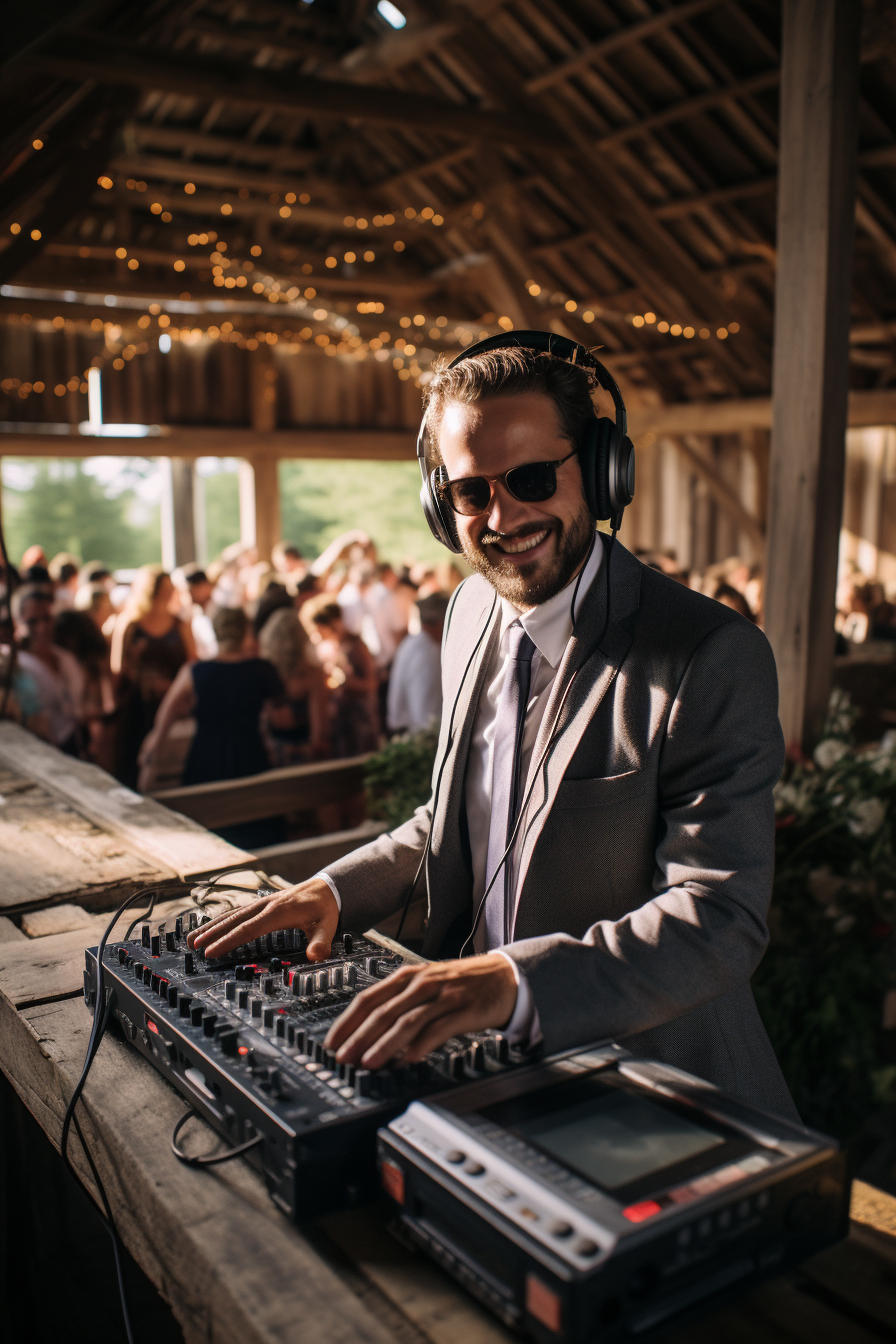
[417,330,636,553]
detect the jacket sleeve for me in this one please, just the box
[501,619,786,1055]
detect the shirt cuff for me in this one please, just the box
[314,871,342,914]
[495,951,543,1048]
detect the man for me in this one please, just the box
[178,564,217,659]
[387,591,447,734]
[190,346,795,1119]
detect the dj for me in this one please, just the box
[190,334,797,1120]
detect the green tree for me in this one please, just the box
[1,458,160,569]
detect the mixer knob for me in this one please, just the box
[218,1028,239,1056]
[225,980,237,1001]
[165,932,176,953]
[355,1070,374,1097]
[174,916,184,939]
[329,967,343,990]
[238,988,249,1010]
[188,912,198,931]
[339,1062,356,1086]
[190,1003,204,1027]
[167,985,179,1008]
[298,972,314,997]
[200,915,211,927]
[466,1042,485,1073]
[141,924,151,949]
[184,953,195,975]
[344,964,357,987]
[275,1016,286,1038]
[118,947,128,965]
[263,976,274,995]
[202,1013,217,1037]
[250,998,262,1019]
[151,935,160,958]
[312,1039,325,1063]
[270,958,282,973]
[447,1052,466,1080]
[143,966,153,987]
[263,1007,275,1029]
[323,1048,337,1069]
[313,971,327,995]
[342,933,353,954]
[486,1034,509,1064]
[178,993,192,1016]
[132,961,143,979]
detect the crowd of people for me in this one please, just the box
[2,531,459,842]
[3,531,892,841]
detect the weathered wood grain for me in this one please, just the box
[0,723,250,880]
[0,916,26,943]
[21,903,98,937]
[153,754,372,829]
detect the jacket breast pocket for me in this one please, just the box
[555,769,647,809]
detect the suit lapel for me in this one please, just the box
[512,539,642,928]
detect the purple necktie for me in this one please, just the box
[484,622,536,948]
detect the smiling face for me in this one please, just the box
[437,391,594,608]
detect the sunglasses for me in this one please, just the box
[439,448,578,516]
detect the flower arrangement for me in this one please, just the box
[754,689,896,1142]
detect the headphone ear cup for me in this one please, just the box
[590,417,615,521]
[609,434,636,515]
[577,416,600,518]
[421,467,462,553]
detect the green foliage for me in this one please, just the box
[754,691,896,1141]
[278,460,447,567]
[365,728,439,831]
[1,458,160,569]
[202,466,240,561]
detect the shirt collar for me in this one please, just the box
[499,532,603,669]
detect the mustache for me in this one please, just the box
[478,521,558,547]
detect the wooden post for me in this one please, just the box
[159,457,198,570]
[764,0,860,751]
[238,347,281,562]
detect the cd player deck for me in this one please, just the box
[84,911,525,1219]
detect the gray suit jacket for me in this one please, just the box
[327,537,797,1120]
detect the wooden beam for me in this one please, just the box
[160,457,198,569]
[764,0,860,751]
[125,123,320,172]
[671,435,765,551]
[30,37,560,150]
[152,755,372,829]
[592,69,780,154]
[524,0,721,95]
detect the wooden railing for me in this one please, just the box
[150,754,372,829]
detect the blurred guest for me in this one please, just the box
[713,583,756,622]
[111,565,196,787]
[258,606,329,763]
[304,596,379,756]
[272,541,305,580]
[21,564,52,588]
[49,552,81,610]
[12,584,84,754]
[54,608,115,768]
[79,560,113,591]
[139,607,283,847]
[20,544,46,571]
[387,592,447,735]
[179,564,217,660]
[75,582,114,633]
[294,572,320,614]
[252,580,293,638]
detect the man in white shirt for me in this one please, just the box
[188,345,794,1118]
[386,592,447,734]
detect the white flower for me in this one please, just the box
[847,797,887,838]
[880,730,896,754]
[814,738,850,769]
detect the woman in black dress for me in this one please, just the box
[138,607,283,848]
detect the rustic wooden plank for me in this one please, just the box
[0,723,250,880]
[0,916,26,944]
[320,1207,514,1344]
[21,903,97,937]
[0,767,161,910]
[797,1234,896,1336]
[764,0,862,749]
[152,755,372,829]
[851,1179,896,1242]
[255,821,388,885]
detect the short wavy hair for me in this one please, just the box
[421,347,598,467]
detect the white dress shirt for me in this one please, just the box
[319,537,603,1046]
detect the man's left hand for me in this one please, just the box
[324,953,518,1070]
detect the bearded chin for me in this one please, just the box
[461,505,594,606]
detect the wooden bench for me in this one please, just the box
[1,728,895,1344]
[151,754,372,829]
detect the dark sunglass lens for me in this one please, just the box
[449,477,492,514]
[506,462,557,502]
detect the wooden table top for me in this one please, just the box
[0,734,894,1343]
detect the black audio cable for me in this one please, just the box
[170,1109,264,1167]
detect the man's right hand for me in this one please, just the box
[186,878,339,961]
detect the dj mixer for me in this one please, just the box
[83,907,525,1219]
